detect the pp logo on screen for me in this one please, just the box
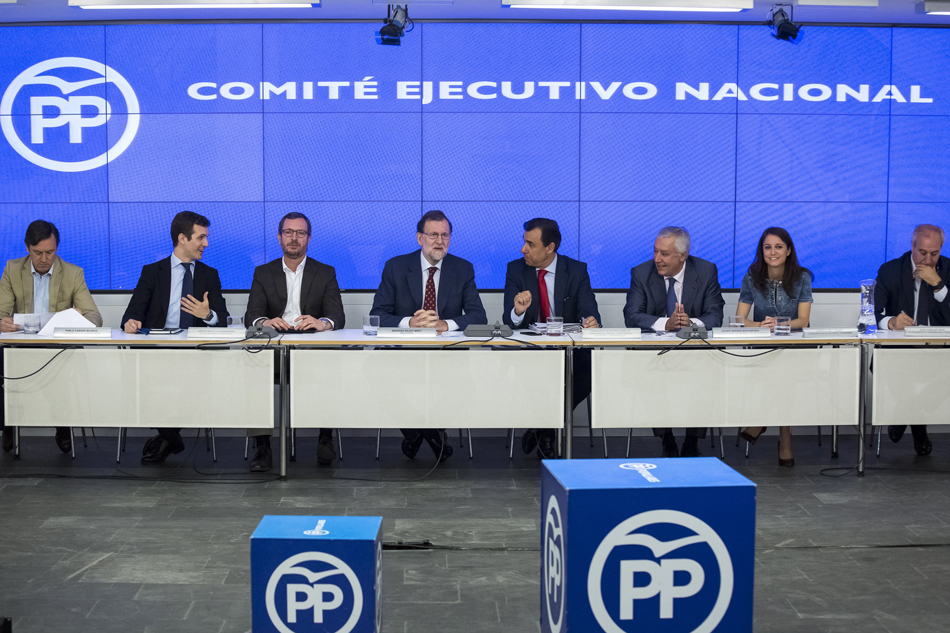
[266,552,363,633]
[544,495,565,633]
[587,510,733,633]
[0,57,139,172]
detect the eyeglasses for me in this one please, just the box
[422,232,451,242]
[281,229,310,238]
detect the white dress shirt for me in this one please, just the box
[31,261,52,314]
[281,257,306,323]
[398,252,459,331]
[510,255,557,326]
[652,263,704,332]
[164,254,217,329]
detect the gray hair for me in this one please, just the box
[657,226,690,255]
[913,224,945,247]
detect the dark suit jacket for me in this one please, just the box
[875,251,950,326]
[370,250,487,329]
[244,257,345,328]
[623,256,724,330]
[502,255,601,328]
[120,258,229,329]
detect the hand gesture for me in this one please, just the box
[889,311,916,331]
[760,316,777,332]
[513,291,532,316]
[409,309,439,328]
[123,319,142,334]
[293,315,321,331]
[581,316,599,329]
[664,303,691,331]
[914,265,941,287]
[263,317,293,331]
[0,317,21,333]
[181,291,211,320]
[435,320,449,333]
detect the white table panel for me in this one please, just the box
[291,349,564,429]
[591,346,860,428]
[871,348,950,426]
[4,348,273,428]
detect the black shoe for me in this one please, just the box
[54,427,72,454]
[317,436,336,466]
[425,431,453,463]
[249,442,273,472]
[537,433,557,460]
[141,436,185,464]
[2,428,13,453]
[661,435,679,458]
[142,434,162,456]
[912,428,933,456]
[888,425,906,444]
[401,431,424,459]
[521,429,539,455]
[681,439,701,458]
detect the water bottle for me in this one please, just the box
[858,279,877,334]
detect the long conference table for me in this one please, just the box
[1,328,947,477]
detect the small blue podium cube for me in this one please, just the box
[541,458,755,633]
[251,516,382,633]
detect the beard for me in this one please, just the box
[282,243,305,258]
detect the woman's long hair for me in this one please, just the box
[748,227,810,293]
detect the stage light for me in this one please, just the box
[767,4,802,42]
[376,4,413,46]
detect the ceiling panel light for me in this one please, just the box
[503,0,751,11]
[917,0,950,13]
[72,0,317,8]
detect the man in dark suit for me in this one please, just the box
[121,211,229,464]
[244,212,346,471]
[875,223,950,456]
[623,226,724,458]
[370,210,488,462]
[502,218,601,459]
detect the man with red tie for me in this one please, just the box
[503,218,601,459]
[370,210,488,462]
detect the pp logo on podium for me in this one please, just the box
[587,510,734,633]
[1,57,139,172]
[544,495,566,633]
[266,552,363,633]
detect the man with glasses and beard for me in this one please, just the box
[370,210,487,462]
[244,212,346,471]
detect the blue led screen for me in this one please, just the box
[0,23,947,290]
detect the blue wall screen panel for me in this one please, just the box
[0,23,943,290]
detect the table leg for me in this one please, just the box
[857,343,868,477]
[564,346,573,460]
[831,426,839,458]
[279,346,288,480]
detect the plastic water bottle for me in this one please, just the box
[858,279,877,334]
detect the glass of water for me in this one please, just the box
[728,315,745,328]
[546,316,564,336]
[363,315,379,336]
[227,315,244,328]
[22,314,40,335]
[774,316,791,336]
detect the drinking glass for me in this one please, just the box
[546,316,564,336]
[774,316,791,336]
[363,315,379,336]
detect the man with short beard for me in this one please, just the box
[244,212,345,471]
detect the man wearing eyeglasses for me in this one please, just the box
[370,209,487,462]
[244,212,346,471]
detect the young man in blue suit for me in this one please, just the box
[370,210,487,461]
[503,218,601,459]
[623,226,724,458]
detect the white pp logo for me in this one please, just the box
[266,552,363,633]
[303,520,329,536]
[544,495,565,633]
[0,57,139,172]
[587,509,733,633]
[619,463,660,483]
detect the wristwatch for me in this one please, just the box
[934,281,946,293]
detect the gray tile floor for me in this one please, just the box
[2,429,949,633]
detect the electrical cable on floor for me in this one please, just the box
[297,435,448,483]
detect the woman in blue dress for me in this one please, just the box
[736,227,813,466]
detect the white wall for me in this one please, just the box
[92,290,862,330]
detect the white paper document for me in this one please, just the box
[38,310,96,336]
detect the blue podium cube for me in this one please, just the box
[251,515,382,633]
[541,458,755,633]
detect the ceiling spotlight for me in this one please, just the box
[376,4,412,46]
[767,4,802,42]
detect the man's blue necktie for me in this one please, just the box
[180,262,194,329]
[666,277,677,318]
